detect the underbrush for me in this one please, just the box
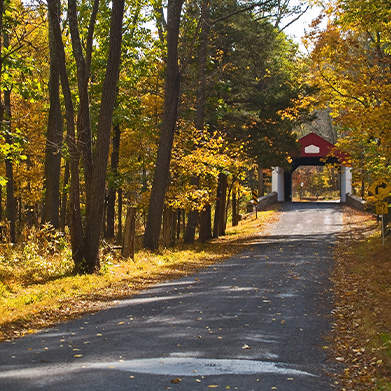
[0,224,73,292]
[0,208,278,341]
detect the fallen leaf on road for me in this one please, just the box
[171,378,182,384]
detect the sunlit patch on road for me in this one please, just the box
[90,357,316,377]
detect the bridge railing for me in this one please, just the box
[346,193,366,211]
[247,192,278,213]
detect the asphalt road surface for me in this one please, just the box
[0,202,343,391]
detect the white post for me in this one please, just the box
[340,166,352,202]
[272,167,285,201]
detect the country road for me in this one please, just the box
[0,202,343,391]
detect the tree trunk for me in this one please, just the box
[48,0,85,269]
[48,0,125,273]
[213,175,223,239]
[171,208,177,246]
[83,0,125,272]
[43,0,63,229]
[257,164,264,197]
[199,207,208,243]
[143,0,184,250]
[176,208,181,239]
[198,203,212,241]
[206,204,212,239]
[106,123,121,239]
[60,161,70,231]
[117,187,123,243]
[163,206,176,248]
[225,180,232,230]
[184,0,210,244]
[184,177,199,244]
[0,28,16,243]
[163,206,170,248]
[218,173,227,236]
[195,0,210,131]
[232,187,238,226]
[4,88,16,243]
[122,206,136,259]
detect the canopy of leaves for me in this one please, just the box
[305,0,391,189]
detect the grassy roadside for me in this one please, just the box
[0,208,279,342]
[332,207,391,391]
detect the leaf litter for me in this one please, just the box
[331,206,391,390]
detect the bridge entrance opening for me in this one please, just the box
[291,165,340,202]
[272,133,352,202]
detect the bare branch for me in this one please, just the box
[279,5,310,32]
[211,0,275,24]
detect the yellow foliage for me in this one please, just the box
[306,1,391,186]
[167,121,250,210]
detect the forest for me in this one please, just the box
[0,0,390,274]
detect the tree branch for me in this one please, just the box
[211,0,275,24]
[279,5,310,32]
[86,0,100,75]
[316,62,367,107]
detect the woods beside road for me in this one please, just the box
[1,0,391,277]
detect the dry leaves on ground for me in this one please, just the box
[332,206,391,391]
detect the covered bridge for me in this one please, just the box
[272,133,352,202]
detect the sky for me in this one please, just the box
[283,3,325,51]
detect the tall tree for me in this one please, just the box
[0,0,47,239]
[143,0,184,250]
[42,0,63,229]
[184,0,210,244]
[0,4,15,242]
[48,0,125,273]
[106,123,120,239]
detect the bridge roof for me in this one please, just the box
[296,132,348,164]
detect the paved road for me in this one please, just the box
[0,203,342,390]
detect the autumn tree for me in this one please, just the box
[48,0,125,273]
[143,0,184,250]
[43,0,62,229]
[0,0,47,241]
[305,1,391,191]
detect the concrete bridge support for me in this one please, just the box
[272,167,285,202]
[340,165,352,202]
